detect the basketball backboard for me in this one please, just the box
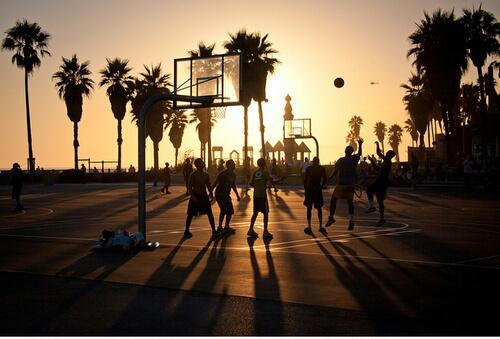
[173,53,242,109]
[284,118,311,139]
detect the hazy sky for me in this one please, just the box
[1,0,499,169]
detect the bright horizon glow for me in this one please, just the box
[1,0,499,170]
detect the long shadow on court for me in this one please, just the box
[268,194,295,218]
[110,236,228,335]
[311,233,414,334]
[27,248,139,332]
[248,237,283,335]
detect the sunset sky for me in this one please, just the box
[1,0,499,170]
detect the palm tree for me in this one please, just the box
[345,130,358,152]
[189,108,215,162]
[401,72,433,147]
[130,64,172,186]
[373,121,387,153]
[52,54,94,171]
[189,42,216,168]
[224,30,280,167]
[348,115,363,137]
[346,115,363,151]
[388,124,403,162]
[462,6,500,131]
[404,118,419,147]
[166,109,188,167]
[99,58,134,172]
[2,20,51,175]
[459,83,480,125]
[249,33,280,159]
[408,9,468,160]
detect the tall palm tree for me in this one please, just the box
[2,20,51,175]
[346,115,363,151]
[166,109,188,168]
[408,9,468,160]
[249,33,280,159]
[189,42,216,168]
[462,6,500,130]
[130,64,172,186]
[388,124,403,162]
[223,30,262,169]
[373,121,387,153]
[99,58,134,172]
[401,72,433,147]
[52,54,94,171]
[404,118,419,147]
[348,115,363,137]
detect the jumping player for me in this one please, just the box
[326,138,363,230]
[303,157,327,234]
[213,159,241,234]
[247,158,273,239]
[366,141,395,226]
[184,158,217,239]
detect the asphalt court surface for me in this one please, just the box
[1,183,500,328]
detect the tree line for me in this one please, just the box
[2,21,280,180]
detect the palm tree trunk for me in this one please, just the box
[174,147,179,168]
[24,70,35,176]
[258,101,266,159]
[431,119,435,145]
[427,121,431,148]
[243,105,249,174]
[477,66,488,154]
[117,119,123,172]
[381,140,385,153]
[153,141,159,187]
[73,121,79,172]
[419,133,425,148]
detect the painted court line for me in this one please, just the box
[0,231,499,270]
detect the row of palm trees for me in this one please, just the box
[404,6,500,160]
[345,116,404,162]
[371,120,403,162]
[2,20,280,177]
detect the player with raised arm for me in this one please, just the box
[303,157,328,234]
[325,138,363,231]
[183,158,217,239]
[366,141,395,226]
[213,159,241,234]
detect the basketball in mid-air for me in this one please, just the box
[334,77,344,88]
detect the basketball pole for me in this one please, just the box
[311,136,319,158]
[138,93,211,240]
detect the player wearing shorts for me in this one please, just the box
[303,157,327,234]
[247,158,273,239]
[326,138,363,230]
[184,158,216,239]
[213,159,241,234]
[366,141,395,226]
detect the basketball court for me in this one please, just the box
[1,183,500,334]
